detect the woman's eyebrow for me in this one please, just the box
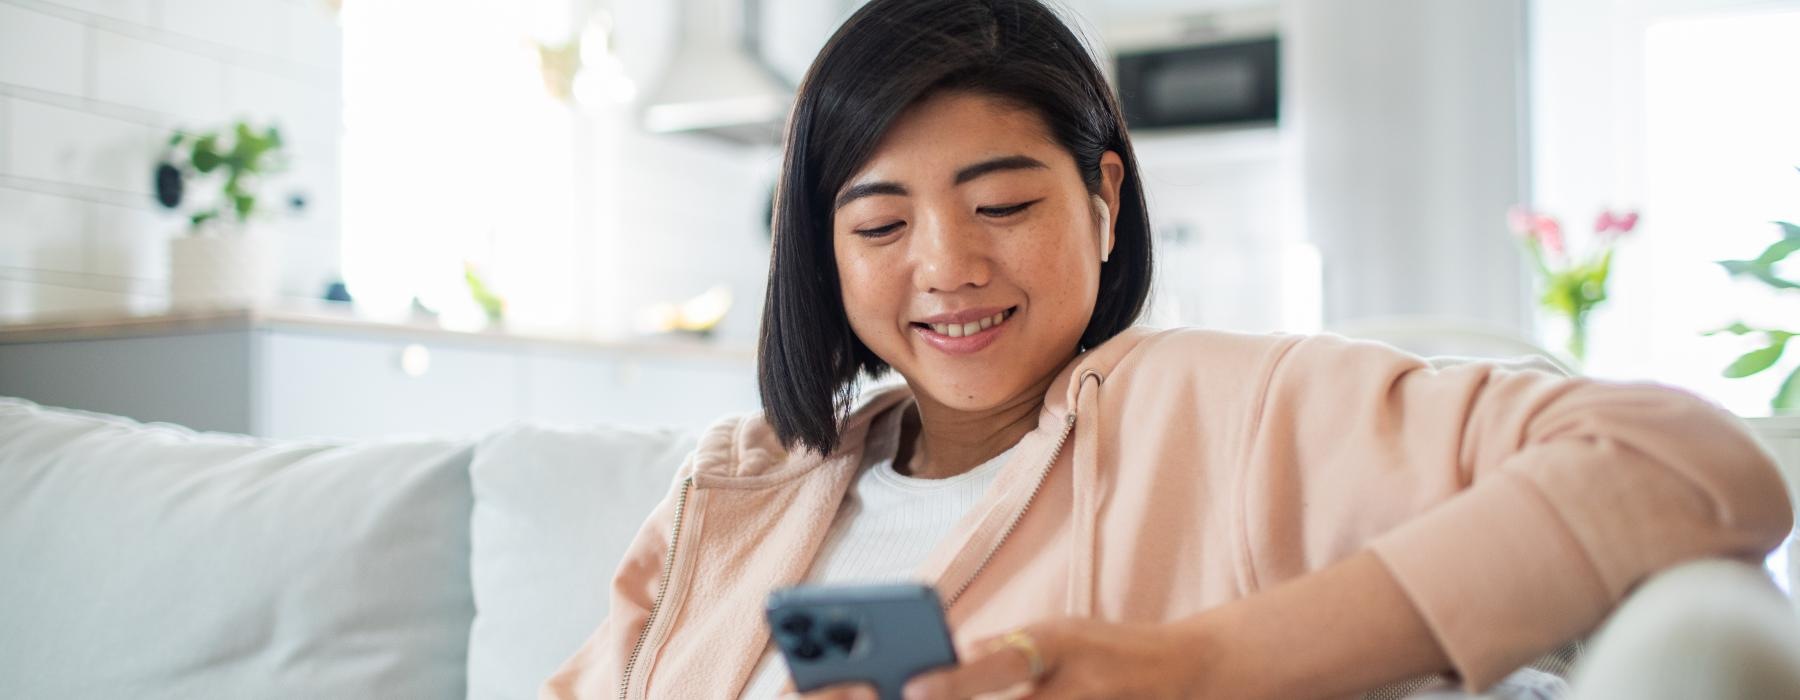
[835,181,907,211]
[833,155,1049,211]
[953,154,1049,185]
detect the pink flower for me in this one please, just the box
[1594,209,1640,242]
[1595,211,1617,233]
[1615,211,1639,234]
[1533,215,1565,255]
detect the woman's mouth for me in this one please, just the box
[911,307,1016,354]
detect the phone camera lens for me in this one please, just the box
[794,639,824,660]
[778,613,813,636]
[825,622,858,651]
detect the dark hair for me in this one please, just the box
[757,0,1155,455]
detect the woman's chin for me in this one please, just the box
[906,374,1036,412]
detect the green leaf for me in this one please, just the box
[232,193,255,220]
[1777,221,1800,241]
[1750,236,1800,265]
[191,135,221,172]
[189,209,218,228]
[1719,260,1800,289]
[1725,338,1788,378]
[167,132,186,147]
[1745,266,1800,290]
[1775,365,1800,413]
[1704,322,1757,337]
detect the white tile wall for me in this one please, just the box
[611,131,776,343]
[0,0,343,318]
[0,5,85,95]
[0,96,10,173]
[0,188,88,273]
[276,0,341,71]
[87,200,169,278]
[92,30,228,123]
[276,228,338,298]
[8,98,157,194]
[222,64,337,146]
[46,0,151,25]
[158,0,281,56]
[0,277,154,320]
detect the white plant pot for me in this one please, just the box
[168,227,280,310]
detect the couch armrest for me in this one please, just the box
[1569,558,1800,699]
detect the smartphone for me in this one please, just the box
[765,583,959,700]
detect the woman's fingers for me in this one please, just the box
[904,627,1055,700]
[786,682,878,700]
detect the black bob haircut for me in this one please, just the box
[757,0,1155,455]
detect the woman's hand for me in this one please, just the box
[902,617,1207,700]
[783,617,1207,700]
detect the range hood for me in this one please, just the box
[642,0,792,144]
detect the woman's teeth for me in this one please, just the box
[930,310,1009,338]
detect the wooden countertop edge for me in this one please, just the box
[0,306,757,362]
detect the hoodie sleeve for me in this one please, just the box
[1242,333,1793,691]
[539,453,696,700]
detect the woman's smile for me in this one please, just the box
[911,306,1018,354]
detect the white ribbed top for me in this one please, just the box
[737,405,1014,700]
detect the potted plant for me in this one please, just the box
[153,121,294,309]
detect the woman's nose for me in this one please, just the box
[911,210,991,293]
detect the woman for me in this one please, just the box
[543,1,1792,698]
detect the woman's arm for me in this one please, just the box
[1180,549,1446,698]
[892,549,1442,700]
[1247,335,1793,690]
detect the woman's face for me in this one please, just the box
[833,91,1123,411]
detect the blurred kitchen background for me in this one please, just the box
[0,0,1797,437]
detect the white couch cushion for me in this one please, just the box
[0,398,475,699]
[466,421,695,700]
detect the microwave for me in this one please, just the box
[1114,36,1280,130]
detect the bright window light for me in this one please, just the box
[340,0,578,330]
[1609,9,1800,416]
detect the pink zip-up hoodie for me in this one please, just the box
[541,327,1792,699]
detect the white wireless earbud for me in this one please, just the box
[1091,194,1113,264]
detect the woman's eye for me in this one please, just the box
[977,199,1041,218]
[854,221,903,238]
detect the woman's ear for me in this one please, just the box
[1091,194,1113,263]
[1096,151,1125,262]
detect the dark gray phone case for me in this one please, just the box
[765,583,959,700]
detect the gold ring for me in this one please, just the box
[999,629,1046,680]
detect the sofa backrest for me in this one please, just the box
[0,398,477,700]
[465,420,696,700]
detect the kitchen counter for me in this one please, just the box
[0,300,756,362]
[0,301,762,438]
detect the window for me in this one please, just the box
[1536,1,1800,418]
[1627,8,1800,417]
[339,0,580,330]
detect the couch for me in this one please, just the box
[2,396,1798,699]
[0,396,692,699]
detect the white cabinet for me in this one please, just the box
[0,309,760,440]
[257,331,523,439]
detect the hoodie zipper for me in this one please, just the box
[944,412,1077,607]
[618,475,695,700]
